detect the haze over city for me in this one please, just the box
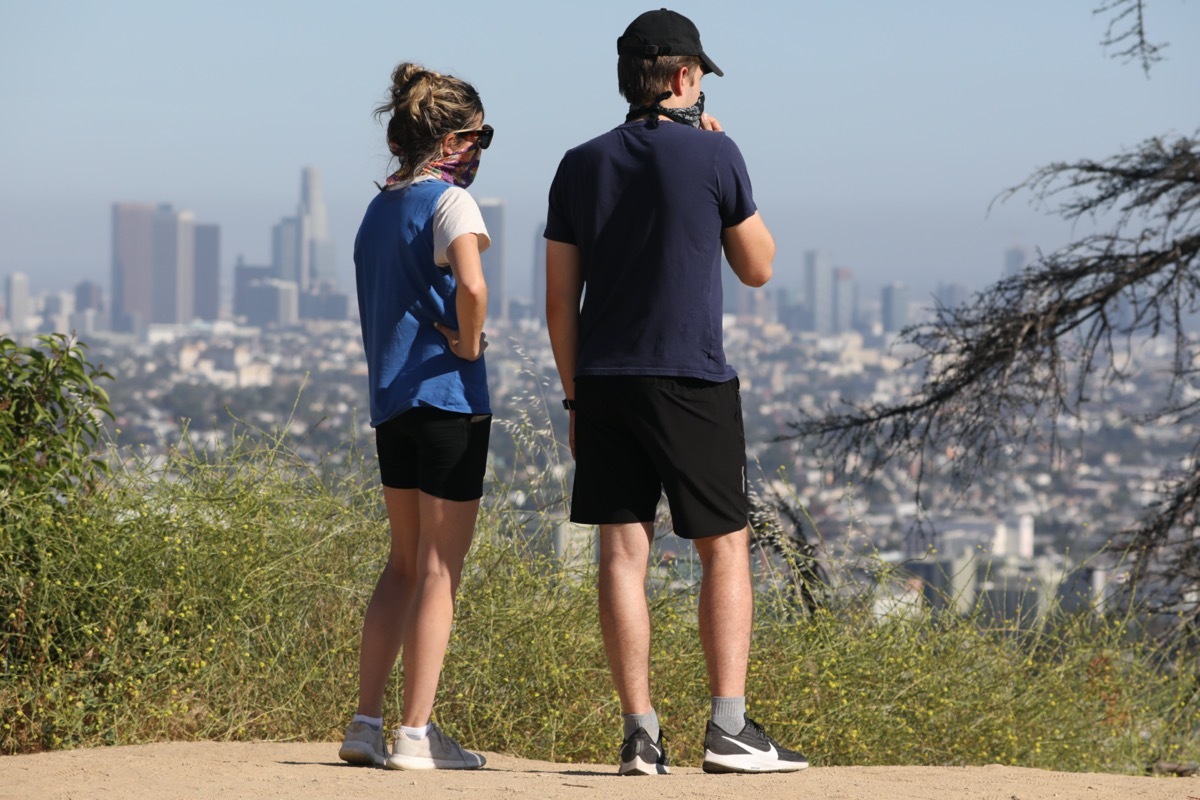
[3,0,1198,304]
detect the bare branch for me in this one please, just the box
[786,132,1200,630]
[1094,0,1166,75]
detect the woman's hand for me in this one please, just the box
[434,321,488,361]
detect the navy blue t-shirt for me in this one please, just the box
[544,120,757,381]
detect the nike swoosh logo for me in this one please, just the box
[720,735,777,759]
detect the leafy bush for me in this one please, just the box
[1,405,1198,772]
[0,334,112,502]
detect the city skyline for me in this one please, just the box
[3,2,1197,304]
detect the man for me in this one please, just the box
[544,8,808,777]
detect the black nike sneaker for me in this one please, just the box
[702,717,808,774]
[618,727,670,775]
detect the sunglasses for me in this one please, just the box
[450,124,493,150]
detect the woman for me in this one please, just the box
[339,62,494,771]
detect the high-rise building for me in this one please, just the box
[478,198,506,323]
[832,267,857,333]
[74,280,104,315]
[273,167,337,300]
[40,292,74,334]
[244,279,299,327]
[272,215,307,291]
[804,250,833,334]
[194,223,220,321]
[151,204,195,324]
[233,257,273,321]
[71,280,104,336]
[882,281,909,333]
[935,281,970,312]
[111,202,156,332]
[4,272,31,334]
[532,221,547,326]
[300,167,338,286]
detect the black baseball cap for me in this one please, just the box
[616,8,723,77]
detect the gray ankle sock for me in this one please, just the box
[622,709,660,741]
[711,696,746,736]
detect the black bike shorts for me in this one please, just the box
[375,406,491,501]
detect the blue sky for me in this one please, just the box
[2,0,1197,304]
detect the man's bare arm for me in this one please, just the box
[546,239,584,457]
[723,211,775,287]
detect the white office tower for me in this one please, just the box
[151,204,195,325]
[4,272,32,334]
[478,198,506,323]
[532,222,547,326]
[803,249,833,334]
[300,167,338,286]
[273,168,337,293]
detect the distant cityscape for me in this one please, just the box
[6,166,1193,625]
[1,166,1042,343]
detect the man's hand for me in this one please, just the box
[433,321,488,361]
[700,112,723,132]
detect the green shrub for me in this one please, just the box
[1,410,1198,772]
[0,334,112,502]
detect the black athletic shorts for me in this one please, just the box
[374,407,492,501]
[570,376,748,539]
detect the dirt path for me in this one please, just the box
[3,742,1198,800]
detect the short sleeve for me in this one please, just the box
[432,186,491,266]
[543,155,577,245]
[716,136,757,229]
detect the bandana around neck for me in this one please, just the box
[380,140,482,191]
[421,140,482,188]
[626,91,705,129]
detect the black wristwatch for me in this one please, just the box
[562,398,577,411]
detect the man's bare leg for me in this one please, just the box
[598,521,655,714]
[693,527,752,698]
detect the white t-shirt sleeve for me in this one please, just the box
[432,186,491,266]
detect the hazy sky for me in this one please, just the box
[2,0,1197,304]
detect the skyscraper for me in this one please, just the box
[935,281,970,311]
[4,271,31,334]
[72,280,104,336]
[233,257,273,321]
[532,221,547,326]
[882,282,909,334]
[832,267,857,333]
[272,215,308,291]
[478,198,506,323]
[151,204,195,324]
[194,223,220,321]
[272,168,339,306]
[300,167,338,286]
[111,202,156,332]
[74,280,104,315]
[804,249,833,334]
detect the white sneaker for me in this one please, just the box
[385,721,486,770]
[338,721,388,767]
